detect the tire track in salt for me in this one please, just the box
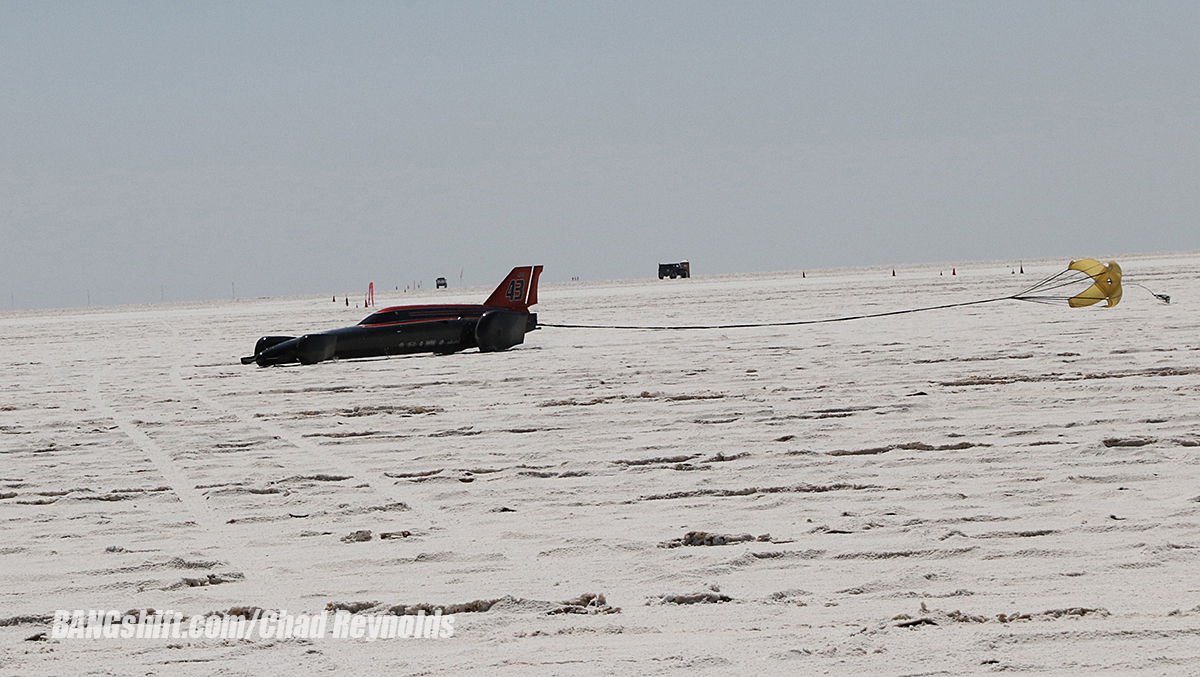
[86,368,268,589]
[88,357,278,585]
[161,318,429,531]
[166,361,421,520]
[88,370,219,531]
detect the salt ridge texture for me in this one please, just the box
[1,252,1199,674]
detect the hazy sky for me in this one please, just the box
[2,1,1198,309]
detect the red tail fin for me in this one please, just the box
[483,266,543,312]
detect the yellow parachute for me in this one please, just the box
[1066,259,1122,308]
[1011,259,1124,307]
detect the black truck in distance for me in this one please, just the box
[658,261,690,279]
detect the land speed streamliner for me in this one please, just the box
[242,266,542,367]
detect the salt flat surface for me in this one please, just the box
[2,253,1199,675]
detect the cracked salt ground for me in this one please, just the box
[2,253,1200,674]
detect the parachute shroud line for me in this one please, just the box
[541,259,1141,331]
